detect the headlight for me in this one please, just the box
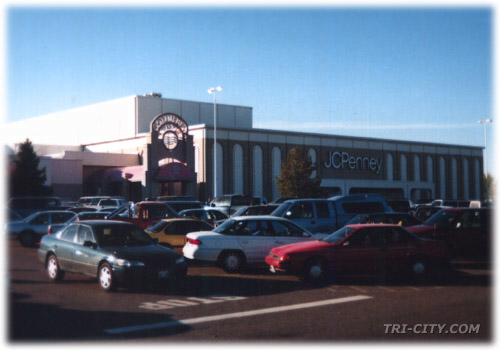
[116,259,145,267]
[175,256,185,264]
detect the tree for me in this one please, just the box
[483,173,495,202]
[9,139,53,197]
[276,147,325,198]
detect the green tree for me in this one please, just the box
[483,173,495,202]
[276,147,325,198]
[9,139,53,197]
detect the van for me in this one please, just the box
[271,194,392,233]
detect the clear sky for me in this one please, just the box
[5,5,495,175]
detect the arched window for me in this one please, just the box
[474,159,481,200]
[413,155,420,182]
[451,158,458,200]
[463,158,470,200]
[308,148,317,179]
[439,157,446,199]
[400,154,407,181]
[386,153,393,181]
[253,146,263,197]
[426,156,433,182]
[233,144,243,194]
[272,147,281,201]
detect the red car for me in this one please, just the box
[265,224,449,283]
[407,207,492,257]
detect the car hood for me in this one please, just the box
[271,239,333,256]
[106,244,182,266]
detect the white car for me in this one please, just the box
[183,216,327,273]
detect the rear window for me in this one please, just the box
[342,202,385,214]
[231,196,255,206]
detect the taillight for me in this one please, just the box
[187,238,202,245]
[280,254,290,261]
[47,227,53,234]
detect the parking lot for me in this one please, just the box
[8,239,491,342]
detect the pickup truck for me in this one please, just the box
[106,201,179,229]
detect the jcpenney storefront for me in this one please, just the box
[4,94,484,202]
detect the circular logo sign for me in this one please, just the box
[152,113,189,151]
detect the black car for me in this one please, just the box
[38,221,188,292]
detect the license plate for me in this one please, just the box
[269,265,276,273]
[158,270,169,279]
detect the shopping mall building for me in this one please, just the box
[4,93,484,202]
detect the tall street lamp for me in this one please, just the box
[208,86,222,198]
[477,119,492,175]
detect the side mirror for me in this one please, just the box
[211,203,216,207]
[83,241,97,249]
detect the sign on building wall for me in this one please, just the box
[151,113,189,151]
[321,148,385,180]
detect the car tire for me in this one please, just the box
[46,254,65,281]
[19,231,37,247]
[407,256,428,280]
[220,251,245,273]
[303,257,328,284]
[98,262,116,292]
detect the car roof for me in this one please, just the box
[72,220,133,226]
[345,223,402,229]
[230,215,290,221]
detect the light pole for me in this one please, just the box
[208,86,222,198]
[477,119,492,175]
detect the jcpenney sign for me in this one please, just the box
[324,151,383,174]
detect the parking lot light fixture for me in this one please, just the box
[477,119,492,175]
[208,86,222,198]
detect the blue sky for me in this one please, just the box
[5,6,494,174]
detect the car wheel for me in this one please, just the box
[304,257,327,284]
[408,257,428,280]
[220,251,244,273]
[47,255,65,281]
[19,231,37,247]
[99,262,116,292]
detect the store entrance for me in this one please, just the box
[161,181,186,197]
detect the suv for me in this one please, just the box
[208,194,261,216]
[271,194,392,233]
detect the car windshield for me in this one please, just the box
[146,221,169,233]
[322,226,356,244]
[271,202,293,217]
[94,224,153,247]
[424,210,462,228]
[22,212,40,222]
[213,219,237,234]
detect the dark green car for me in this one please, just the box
[38,220,188,292]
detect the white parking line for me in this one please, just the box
[105,295,373,335]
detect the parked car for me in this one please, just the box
[386,199,414,213]
[8,197,63,218]
[183,216,327,273]
[178,208,229,225]
[145,218,214,253]
[93,198,127,210]
[7,210,76,246]
[77,196,124,207]
[207,194,262,216]
[412,205,448,222]
[106,202,179,229]
[157,200,204,213]
[407,207,492,257]
[48,211,110,234]
[432,199,471,208]
[271,194,392,234]
[265,224,449,284]
[231,204,280,217]
[38,221,188,292]
[344,212,422,227]
[66,207,98,213]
